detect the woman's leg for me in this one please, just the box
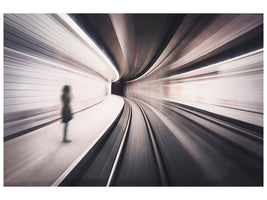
[63,123,68,142]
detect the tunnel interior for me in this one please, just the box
[3,13,263,188]
[111,80,125,96]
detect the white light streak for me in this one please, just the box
[162,48,263,82]
[57,14,119,82]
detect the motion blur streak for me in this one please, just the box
[4,14,118,138]
[57,14,119,82]
[126,49,263,126]
[3,14,263,186]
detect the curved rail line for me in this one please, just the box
[57,99,132,186]
[137,103,168,186]
[56,97,262,186]
[106,99,132,186]
[58,98,171,186]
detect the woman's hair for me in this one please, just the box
[63,85,70,93]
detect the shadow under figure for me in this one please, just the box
[61,85,73,143]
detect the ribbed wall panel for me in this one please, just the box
[4,14,113,138]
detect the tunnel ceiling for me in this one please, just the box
[70,14,263,83]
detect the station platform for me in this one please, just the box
[4,95,124,186]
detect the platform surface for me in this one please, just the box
[4,95,124,186]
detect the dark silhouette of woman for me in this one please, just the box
[61,85,72,143]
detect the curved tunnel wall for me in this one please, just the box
[124,14,263,128]
[4,14,113,139]
[125,49,263,127]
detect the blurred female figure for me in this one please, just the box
[61,85,72,142]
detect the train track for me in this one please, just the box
[107,100,169,186]
[124,98,263,186]
[58,98,169,186]
[57,98,263,186]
